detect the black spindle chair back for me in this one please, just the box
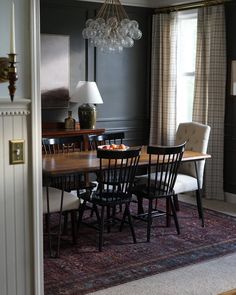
[97,148,140,203]
[88,132,125,150]
[42,136,84,154]
[147,144,185,198]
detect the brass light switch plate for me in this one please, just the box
[9,139,25,165]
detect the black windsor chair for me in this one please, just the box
[132,143,186,242]
[77,147,141,251]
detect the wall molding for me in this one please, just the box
[105,126,144,132]
[97,116,146,123]
[0,98,31,116]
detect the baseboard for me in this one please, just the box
[225,192,236,204]
[181,192,236,205]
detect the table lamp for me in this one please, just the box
[70,81,103,129]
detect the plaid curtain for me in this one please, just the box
[150,13,178,145]
[193,5,226,200]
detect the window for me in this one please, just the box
[176,10,197,126]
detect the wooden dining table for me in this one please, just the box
[42,146,211,177]
[42,146,211,217]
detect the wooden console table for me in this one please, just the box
[42,122,105,150]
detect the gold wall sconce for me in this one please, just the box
[0,54,18,101]
[0,57,9,83]
[0,2,18,102]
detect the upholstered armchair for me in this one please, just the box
[174,122,211,226]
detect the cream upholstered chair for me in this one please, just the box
[43,186,80,257]
[174,122,211,227]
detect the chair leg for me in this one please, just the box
[90,207,94,217]
[194,161,204,227]
[169,197,180,235]
[126,204,136,244]
[154,198,158,210]
[77,201,87,233]
[166,198,171,227]
[107,205,111,233]
[196,189,204,227]
[62,212,68,235]
[147,199,153,242]
[98,206,105,252]
[137,195,144,215]
[173,194,180,211]
[93,204,101,224]
[71,211,77,244]
[119,204,128,232]
[56,209,64,258]
[45,187,54,257]
[46,212,54,258]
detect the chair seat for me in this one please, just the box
[136,173,198,195]
[132,183,175,199]
[43,187,80,213]
[174,174,198,194]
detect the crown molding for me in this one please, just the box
[77,0,196,8]
[77,0,159,8]
[0,98,31,116]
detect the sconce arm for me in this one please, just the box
[0,57,9,83]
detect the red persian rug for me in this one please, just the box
[44,201,236,295]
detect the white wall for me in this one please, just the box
[0,0,30,98]
[0,0,34,295]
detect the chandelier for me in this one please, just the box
[82,0,142,53]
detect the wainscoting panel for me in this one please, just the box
[0,99,32,295]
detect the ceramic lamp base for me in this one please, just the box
[78,103,96,129]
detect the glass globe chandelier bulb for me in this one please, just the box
[130,20,139,29]
[81,0,142,53]
[86,19,93,27]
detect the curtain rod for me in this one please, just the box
[155,0,231,13]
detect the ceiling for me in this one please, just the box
[78,0,199,8]
[124,0,198,8]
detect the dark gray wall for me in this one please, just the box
[40,0,153,146]
[224,1,236,193]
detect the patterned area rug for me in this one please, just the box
[44,201,236,295]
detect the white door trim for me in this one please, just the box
[30,0,44,294]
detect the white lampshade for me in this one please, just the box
[70,81,103,104]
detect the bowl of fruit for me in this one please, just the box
[97,144,129,151]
